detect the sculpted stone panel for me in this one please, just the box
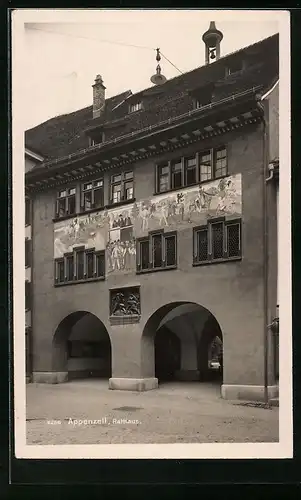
[110,286,141,317]
[53,174,242,273]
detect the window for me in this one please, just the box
[157,164,170,193]
[139,239,150,271]
[215,147,227,179]
[171,159,183,190]
[137,231,177,273]
[193,86,212,109]
[226,221,241,257]
[226,58,243,76]
[129,102,142,113]
[56,187,76,218]
[199,151,212,182]
[25,238,31,267]
[25,281,31,310]
[185,157,197,186]
[66,254,74,281]
[193,219,241,265]
[25,198,31,226]
[110,171,134,205]
[76,250,85,280]
[199,147,227,182]
[81,178,104,212]
[95,252,105,278]
[156,146,227,193]
[55,249,105,285]
[89,133,104,146]
[86,251,94,279]
[57,259,64,283]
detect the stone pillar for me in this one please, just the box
[109,323,158,391]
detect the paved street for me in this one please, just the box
[26,380,279,444]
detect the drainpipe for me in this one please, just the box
[256,96,269,406]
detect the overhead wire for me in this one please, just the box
[26,25,183,74]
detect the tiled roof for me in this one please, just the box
[25,91,131,160]
[25,33,279,162]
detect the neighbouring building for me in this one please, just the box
[24,23,279,401]
[25,147,44,382]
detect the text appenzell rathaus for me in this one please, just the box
[25,22,279,402]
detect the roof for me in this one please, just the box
[25,33,279,164]
[25,90,131,160]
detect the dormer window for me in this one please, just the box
[226,58,243,76]
[89,132,104,147]
[129,101,142,113]
[192,84,213,110]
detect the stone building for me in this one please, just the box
[25,23,279,401]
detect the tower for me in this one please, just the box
[202,21,223,65]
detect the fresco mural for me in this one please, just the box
[53,174,242,274]
[106,206,136,273]
[54,211,108,259]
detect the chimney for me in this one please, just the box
[202,21,223,65]
[92,74,106,119]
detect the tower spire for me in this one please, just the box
[202,21,223,65]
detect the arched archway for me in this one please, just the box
[141,302,223,385]
[53,311,112,381]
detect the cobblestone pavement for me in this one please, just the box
[26,380,279,444]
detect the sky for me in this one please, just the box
[18,10,280,131]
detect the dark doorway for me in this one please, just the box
[155,325,181,382]
[53,311,112,381]
[141,301,223,388]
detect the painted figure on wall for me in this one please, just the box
[54,174,242,272]
[54,211,107,259]
[106,238,136,273]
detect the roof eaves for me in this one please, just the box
[26,84,263,178]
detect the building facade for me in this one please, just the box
[25,24,279,401]
[25,147,44,382]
